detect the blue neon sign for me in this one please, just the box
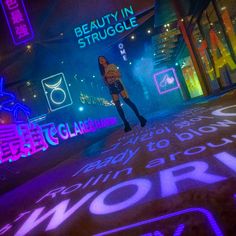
[0,77,31,123]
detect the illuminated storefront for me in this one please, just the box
[191,0,236,93]
[153,0,236,99]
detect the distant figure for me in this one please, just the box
[98,56,146,132]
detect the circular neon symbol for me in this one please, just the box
[45,78,67,105]
[50,88,66,105]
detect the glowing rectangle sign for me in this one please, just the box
[41,73,73,112]
[0,0,34,45]
[153,68,180,95]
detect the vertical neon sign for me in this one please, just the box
[209,29,236,78]
[118,43,128,61]
[0,0,34,45]
[221,9,236,55]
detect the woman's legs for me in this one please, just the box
[120,90,147,127]
[112,94,131,132]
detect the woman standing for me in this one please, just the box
[98,56,146,132]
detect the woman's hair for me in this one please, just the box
[98,56,110,76]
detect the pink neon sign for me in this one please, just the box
[0,117,117,164]
[0,123,48,164]
[153,68,180,95]
[0,0,34,45]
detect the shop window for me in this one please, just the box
[192,24,220,92]
[179,56,203,98]
[198,2,236,87]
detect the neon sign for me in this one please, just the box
[118,43,128,61]
[0,0,34,45]
[0,77,30,123]
[0,123,48,164]
[41,73,73,112]
[74,5,139,48]
[210,29,236,78]
[41,117,117,146]
[221,9,236,55]
[80,92,113,106]
[0,117,117,163]
[198,9,236,79]
[153,68,180,95]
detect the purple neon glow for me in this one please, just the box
[94,208,223,236]
[15,192,97,236]
[0,77,31,122]
[0,117,117,164]
[0,123,48,163]
[212,105,236,117]
[142,231,163,236]
[160,161,226,197]
[0,0,34,45]
[142,226,186,236]
[153,68,180,95]
[173,224,185,236]
[89,179,152,215]
[214,152,236,172]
